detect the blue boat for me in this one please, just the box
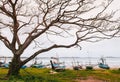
[1,63,9,68]
[31,63,45,68]
[53,63,65,69]
[0,57,9,68]
[0,62,27,69]
[31,57,45,68]
[31,59,45,68]
[98,63,110,69]
[50,57,65,71]
[50,60,65,71]
[98,57,110,69]
[21,65,27,69]
[0,57,27,69]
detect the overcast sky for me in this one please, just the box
[0,0,120,57]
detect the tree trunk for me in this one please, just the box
[7,55,22,77]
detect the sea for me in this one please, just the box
[0,57,120,69]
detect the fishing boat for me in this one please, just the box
[0,63,9,68]
[0,62,27,69]
[85,56,93,70]
[0,63,8,68]
[86,65,93,70]
[85,60,93,70]
[21,65,27,69]
[50,57,65,71]
[72,57,82,70]
[98,57,110,69]
[31,62,45,68]
[0,57,27,69]
[0,57,9,68]
[73,65,82,70]
[31,57,45,68]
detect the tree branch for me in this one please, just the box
[22,39,78,64]
[0,35,11,49]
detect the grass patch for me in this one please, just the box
[0,68,120,82]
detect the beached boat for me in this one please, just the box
[0,62,27,69]
[50,57,65,71]
[73,65,82,70]
[86,65,93,70]
[85,60,94,70]
[31,57,45,68]
[98,63,110,69]
[31,63,45,68]
[0,63,9,68]
[85,56,93,70]
[72,57,82,70]
[50,60,65,71]
[21,65,27,69]
[0,57,8,68]
[98,57,110,69]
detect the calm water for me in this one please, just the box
[1,57,120,68]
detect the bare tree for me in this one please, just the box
[0,0,120,76]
